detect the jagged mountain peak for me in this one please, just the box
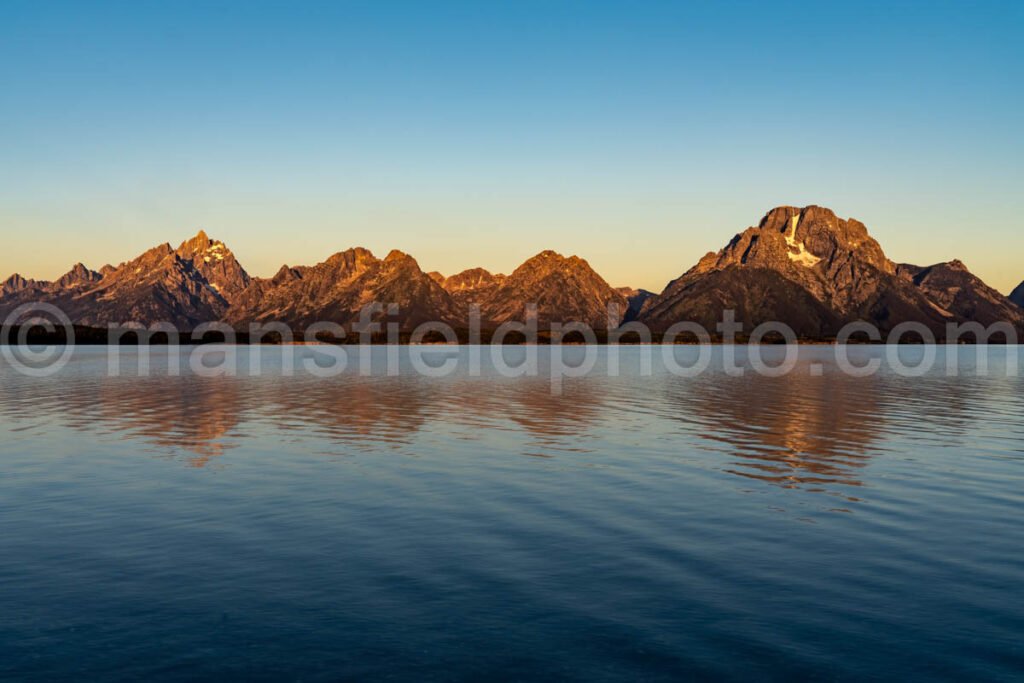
[509,251,594,282]
[56,263,101,289]
[4,211,1018,336]
[520,249,578,265]
[898,259,970,279]
[5,238,229,330]
[227,244,458,330]
[896,260,1024,328]
[759,204,836,227]
[326,246,374,261]
[679,205,898,313]
[640,205,963,335]
[695,204,892,276]
[383,249,417,266]
[133,243,175,266]
[272,265,304,285]
[438,268,507,311]
[443,268,504,292]
[166,230,250,303]
[176,230,229,259]
[1,273,38,295]
[176,228,215,252]
[98,243,173,280]
[480,251,627,327]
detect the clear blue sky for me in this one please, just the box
[2,0,1022,292]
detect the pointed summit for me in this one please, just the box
[170,230,250,303]
[15,238,226,330]
[176,229,219,256]
[1,273,36,295]
[476,250,627,327]
[55,263,101,289]
[383,249,417,266]
[272,264,304,284]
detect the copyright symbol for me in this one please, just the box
[1,302,75,377]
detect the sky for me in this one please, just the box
[1,0,1022,293]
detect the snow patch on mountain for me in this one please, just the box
[785,214,821,268]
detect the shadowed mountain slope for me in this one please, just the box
[639,206,994,338]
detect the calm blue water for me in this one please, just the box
[1,346,1023,681]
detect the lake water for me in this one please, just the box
[1,346,1023,680]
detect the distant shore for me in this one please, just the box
[1,325,1015,346]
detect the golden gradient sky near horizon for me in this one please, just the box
[4,196,1022,295]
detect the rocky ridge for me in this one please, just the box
[637,206,1007,337]
[3,209,1022,338]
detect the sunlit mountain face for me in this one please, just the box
[2,207,1023,337]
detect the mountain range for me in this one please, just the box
[3,206,1023,339]
[639,206,1024,338]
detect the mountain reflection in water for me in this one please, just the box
[3,346,1024,680]
[1,346,1018,497]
